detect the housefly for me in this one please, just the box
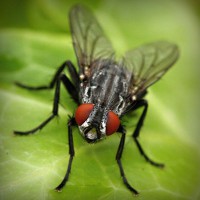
[14,4,179,195]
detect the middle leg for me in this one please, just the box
[131,99,164,168]
[14,73,79,135]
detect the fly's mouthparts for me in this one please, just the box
[86,128,97,140]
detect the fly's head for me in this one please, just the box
[75,103,120,143]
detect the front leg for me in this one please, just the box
[55,117,76,191]
[116,125,139,195]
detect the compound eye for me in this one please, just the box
[106,111,120,135]
[75,103,94,125]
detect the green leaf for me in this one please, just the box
[0,1,200,200]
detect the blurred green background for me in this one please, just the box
[0,0,200,200]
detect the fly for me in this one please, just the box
[14,4,179,195]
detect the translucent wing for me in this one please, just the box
[122,41,179,96]
[69,5,115,71]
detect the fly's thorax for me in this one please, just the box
[79,63,133,116]
[76,61,134,143]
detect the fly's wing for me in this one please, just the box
[122,41,179,97]
[69,5,115,73]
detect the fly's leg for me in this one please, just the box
[14,61,79,135]
[15,60,79,103]
[132,99,164,168]
[14,79,60,135]
[116,125,139,195]
[15,60,79,90]
[55,117,76,191]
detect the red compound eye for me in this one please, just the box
[75,103,94,125]
[106,111,120,135]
